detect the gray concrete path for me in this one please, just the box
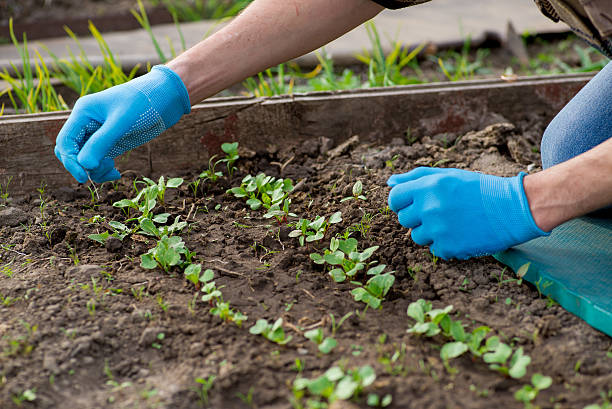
[0,0,566,73]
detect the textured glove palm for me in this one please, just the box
[387,167,549,260]
[55,65,191,183]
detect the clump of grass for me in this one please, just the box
[0,19,68,114]
[47,22,139,96]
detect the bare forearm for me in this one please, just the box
[524,137,612,231]
[166,0,383,104]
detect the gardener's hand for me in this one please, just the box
[55,65,191,183]
[387,167,549,260]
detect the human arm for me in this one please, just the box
[387,138,612,260]
[168,0,384,104]
[55,0,384,183]
[524,137,612,231]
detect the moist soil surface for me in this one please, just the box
[0,120,611,409]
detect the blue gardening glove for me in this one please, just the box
[387,167,549,260]
[55,65,191,183]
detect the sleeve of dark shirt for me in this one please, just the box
[368,0,431,9]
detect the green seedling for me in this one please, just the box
[199,270,247,326]
[219,142,240,179]
[199,154,224,183]
[289,212,342,246]
[292,365,377,407]
[0,176,12,201]
[228,173,294,212]
[340,180,367,202]
[310,237,382,283]
[264,197,297,224]
[243,63,294,97]
[483,337,531,379]
[355,21,425,87]
[3,320,37,357]
[11,388,36,406]
[305,48,361,91]
[514,373,553,408]
[367,393,393,407]
[249,318,292,345]
[211,300,248,327]
[192,375,216,407]
[185,265,211,287]
[88,220,130,244]
[139,216,187,239]
[329,311,353,336]
[139,176,184,205]
[140,235,191,272]
[304,328,337,354]
[351,273,395,310]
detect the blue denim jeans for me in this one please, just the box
[541,61,612,169]
[541,61,612,215]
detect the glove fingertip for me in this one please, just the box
[77,152,100,171]
[97,168,121,183]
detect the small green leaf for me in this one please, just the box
[483,341,513,365]
[166,178,184,188]
[140,254,157,269]
[318,337,337,354]
[531,373,552,390]
[359,246,379,261]
[381,394,392,407]
[352,180,363,196]
[304,329,323,344]
[509,347,531,379]
[335,377,358,400]
[249,319,269,335]
[329,211,342,224]
[310,253,325,264]
[440,341,468,361]
[407,301,425,323]
[329,268,346,283]
[367,393,380,406]
[88,232,110,244]
[366,264,386,276]
[324,251,345,265]
[324,367,344,382]
[449,320,466,342]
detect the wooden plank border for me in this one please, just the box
[0,73,593,196]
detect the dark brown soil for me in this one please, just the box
[0,120,610,409]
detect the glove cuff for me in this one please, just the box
[481,172,550,246]
[131,65,191,129]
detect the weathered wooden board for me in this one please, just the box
[0,73,593,197]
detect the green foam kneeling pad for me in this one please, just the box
[494,217,612,337]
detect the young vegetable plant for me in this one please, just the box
[228,173,294,212]
[304,328,337,354]
[88,220,130,244]
[249,318,292,345]
[406,299,533,379]
[351,273,395,310]
[139,176,184,205]
[292,365,379,408]
[140,235,193,272]
[219,142,240,179]
[514,373,553,408]
[199,270,248,327]
[340,180,367,202]
[138,216,187,239]
[199,154,223,183]
[289,212,342,246]
[310,237,381,283]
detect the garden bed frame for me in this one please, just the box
[0,73,593,197]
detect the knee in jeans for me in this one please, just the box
[540,114,571,170]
